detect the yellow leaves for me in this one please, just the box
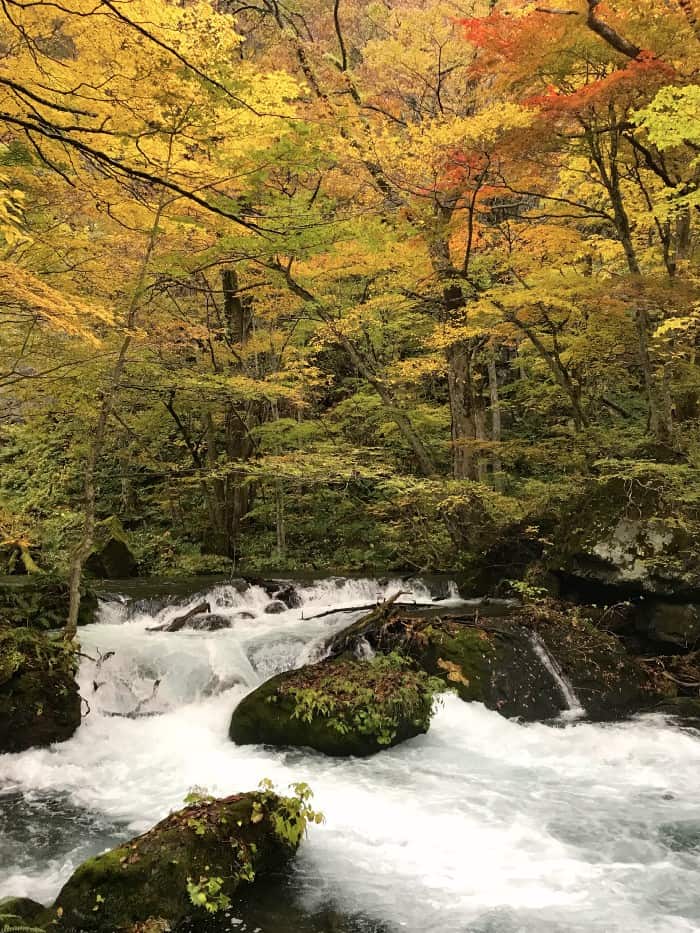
[437,658,470,687]
[0,170,26,249]
[0,261,112,340]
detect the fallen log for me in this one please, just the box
[323,592,405,656]
[147,601,211,633]
[302,598,436,621]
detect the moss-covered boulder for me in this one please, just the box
[519,602,671,719]
[84,517,138,579]
[547,470,700,599]
[50,786,319,932]
[0,576,97,630]
[230,654,442,756]
[0,895,46,931]
[373,602,670,721]
[0,625,81,753]
[402,620,564,720]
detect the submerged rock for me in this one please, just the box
[0,625,81,753]
[263,600,287,615]
[51,788,317,932]
[230,655,442,756]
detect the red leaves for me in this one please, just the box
[526,56,675,118]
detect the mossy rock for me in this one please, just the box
[387,601,670,721]
[0,625,80,753]
[0,895,46,931]
[84,517,138,580]
[50,790,308,932]
[549,473,700,598]
[517,601,672,719]
[230,655,441,756]
[0,576,97,630]
[405,621,564,721]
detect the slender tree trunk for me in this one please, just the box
[447,341,486,481]
[588,121,672,443]
[487,358,504,492]
[65,183,171,639]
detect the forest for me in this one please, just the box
[1,0,698,609]
[2,4,700,933]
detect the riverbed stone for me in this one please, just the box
[51,790,308,932]
[0,625,81,753]
[263,600,288,615]
[230,655,441,756]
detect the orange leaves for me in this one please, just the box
[527,55,676,118]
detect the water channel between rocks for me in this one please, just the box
[2,577,700,933]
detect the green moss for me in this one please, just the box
[230,654,443,756]
[0,896,46,933]
[0,625,80,752]
[51,789,313,932]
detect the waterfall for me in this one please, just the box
[529,633,585,721]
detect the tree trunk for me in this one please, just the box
[447,341,485,481]
[487,358,505,492]
[65,182,171,638]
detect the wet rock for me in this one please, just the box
[0,625,81,753]
[186,613,232,632]
[345,599,670,721]
[656,696,700,725]
[517,601,670,720]
[230,655,440,756]
[264,600,287,615]
[51,789,311,932]
[233,611,255,620]
[638,602,700,650]
[272,584,301,609]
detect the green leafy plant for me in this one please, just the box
[282,653,444,746]
[186,875,230,915]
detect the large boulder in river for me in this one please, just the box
[51,787,317,932]
[336,600,671,720]
[0,625,81,753]
[230,655,442,756]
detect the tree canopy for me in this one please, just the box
[1,0,699,581]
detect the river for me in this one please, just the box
[1,577,700,932]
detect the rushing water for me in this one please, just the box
[2,577,700,932]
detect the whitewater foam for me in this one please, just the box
[1,578,699,932]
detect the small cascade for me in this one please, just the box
[529,633,585,721]
[81,576,467,717]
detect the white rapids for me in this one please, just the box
[1,577,700,933]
